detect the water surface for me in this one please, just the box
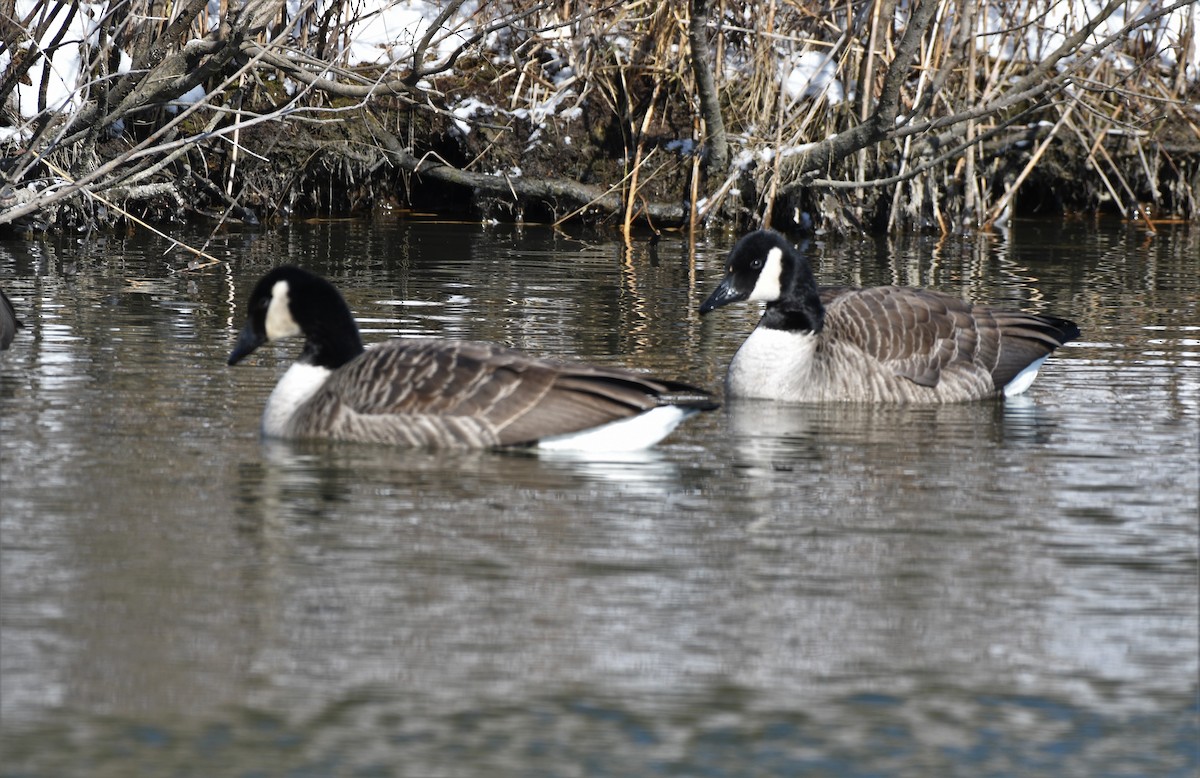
[1,220,1196,776]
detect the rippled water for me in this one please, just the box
[1,220,1196,776]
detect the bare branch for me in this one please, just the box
[365,113,686,224]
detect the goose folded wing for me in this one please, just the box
[826,287,1079,391]
[826,286,997,388]
[326,339,703,447]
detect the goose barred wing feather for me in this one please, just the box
[823,287,967,387]
[293,339,706,447]
[824,287,1078,393]
[987,311,1080,389]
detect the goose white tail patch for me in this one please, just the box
[265,280,301,341]
[747,246,785,303]
[1003,355,1047,397]
[537,406,695,452]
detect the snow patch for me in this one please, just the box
[783,51,844,105]
[452,97,494,135]
[167,85,208,114]
[338,2,472,67]
[666,139,696,156]
[6,1,108,118]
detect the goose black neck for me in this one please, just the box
[762,251,826,333]
[761,301,824,333]
[302,329,364,370]
[299,291,365,370]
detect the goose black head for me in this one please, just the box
[700,230,825,332]
[228,265,364,369]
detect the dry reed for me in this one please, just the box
[0,0,1196,236]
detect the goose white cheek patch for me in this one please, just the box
[747,247,784,302]
[265,280,301,341]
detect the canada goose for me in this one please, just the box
[228,266,716,450]
[1,288,23,350]
[700,230,1080,403]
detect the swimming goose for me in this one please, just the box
[228,266,716,449]
[1,288,23,350]
[700,230,1080,403]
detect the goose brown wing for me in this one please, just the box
[499,366,712,445]
[822,287,968,387]
[322,339,709,446]
[824,287,1078,390]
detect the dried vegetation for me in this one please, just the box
[1,0,1198,242]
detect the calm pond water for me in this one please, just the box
[1,219,1196,776]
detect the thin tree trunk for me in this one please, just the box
[688,0,728,174]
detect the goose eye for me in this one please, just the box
[750,258,763,270]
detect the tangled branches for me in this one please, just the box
[0,0,1197,237]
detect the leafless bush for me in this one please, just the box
[0,0,1196,239]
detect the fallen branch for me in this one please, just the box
[366,113,687,225]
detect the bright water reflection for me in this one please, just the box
[0,220,1196,776]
